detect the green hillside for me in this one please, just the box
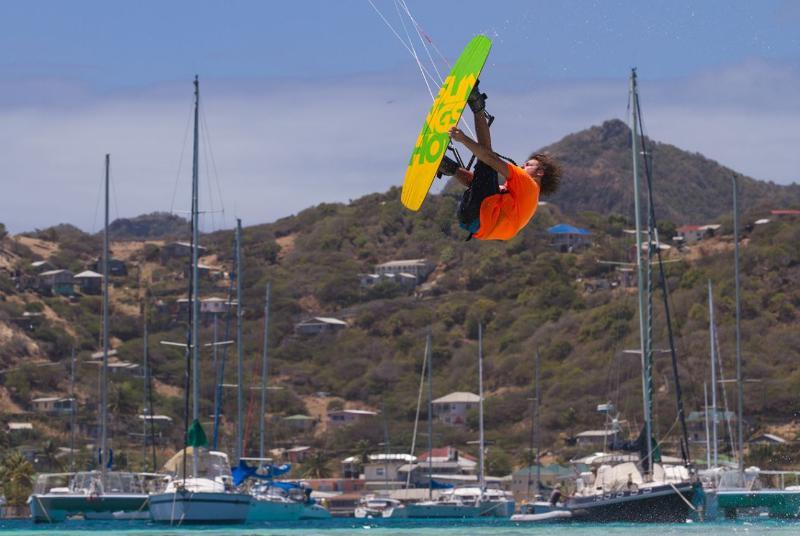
[1,120,799,478]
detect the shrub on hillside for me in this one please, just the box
[31,324,74,360]
[578,301,634,343]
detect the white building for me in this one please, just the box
[432,392,481,427]
[328,409,378,428]
[675,224,720,244]
[363,453,417,490]
[374,259,433,282]
[294,317,348,336]
[31,397,75,416]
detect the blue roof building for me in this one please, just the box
[547,224,593,252]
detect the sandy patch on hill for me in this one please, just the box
[39,302,78,340]
[111,240,164,262]
[303,396,333,435]
[154,379,183,399]
[0,386,25,414]
[276,234,296,260]
[767,421,800,441]
[14,236,59,259]
[682,238,736,262]
[298,295,322,314]
[0,239,22,271]
[199,254,226,271]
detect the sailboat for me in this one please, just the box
[148,77,252,524]
[712,177,800,519]
[236,277,331,521]
[394,327,514,518]
[564,69,695,523]
[28,155,152,523]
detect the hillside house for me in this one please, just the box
[418,447,477,469]
[359,272,418,290]
[581,277,614,293]
[749,433,789,446]
[686,409,737,445]
[161,241,207,261]
[328,409,378,428]
[74,270,103,294]
[31,397,75,416]
[30,260,55,273]
[675,224,720,245]
[7,422,34,437]
[90,258,128,277]
[770,209,800,218]
[375,259,433,280]
[340,456,361,479]
[282,414,317,434]
[132,414,174,444]
[176,297,237,323]
[375,259,434,282]
[36,269,74,296]
[183,262,223,280]
[294,317,348,336]
[398,447,479,487]
[432,392,480,427]
[107,361,141,376]
[9,311,44,331]
[548,224,593,252]
[574,429,620,449]
[363,453,416,490]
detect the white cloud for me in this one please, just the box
[0,59,798,233]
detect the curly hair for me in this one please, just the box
[529,152,562,196]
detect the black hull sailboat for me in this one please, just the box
[565,69,697,523]
[568,482,694,523]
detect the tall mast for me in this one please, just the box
[426,332,433,500]
[191,76,201,478]
[534,350,541,497]
[630,69,653,474]
[235,219,243,461]
[703,383,711,469]
[259,282,271,461]
[100,153,110,477]
[478,323,485,498]
[143,312,149,468]
[733,175,744,476]
[70,348,76,471]
[708,280,719,468]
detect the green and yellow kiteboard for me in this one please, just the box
[401,34,492,211]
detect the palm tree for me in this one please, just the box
[298,451,332,479]
[0,452,35,507]
[353,439,372,478]
[38,440,63,472]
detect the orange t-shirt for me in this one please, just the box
[473,163,540,241]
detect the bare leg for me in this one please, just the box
[474,111,492,152]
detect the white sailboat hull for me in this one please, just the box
[248,497,331,521]
[29,492,148,523]
[391,499,513,518]
[149,490,251,524]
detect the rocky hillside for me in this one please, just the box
[1,120,799,476]
[544,119,800,224]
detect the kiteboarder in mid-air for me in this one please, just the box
[438,83,562,241]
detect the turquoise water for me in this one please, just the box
[0,519,798,535]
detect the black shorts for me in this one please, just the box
[457,161,499,226]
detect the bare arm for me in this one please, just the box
[449,127,508,178]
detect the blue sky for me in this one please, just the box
[1,0,799,232]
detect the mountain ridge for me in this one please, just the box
[1,119,799,476]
